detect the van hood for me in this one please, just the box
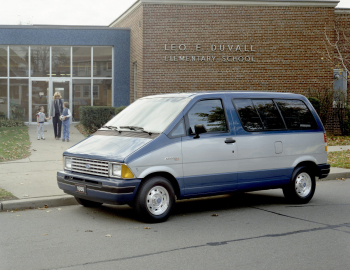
[64,135,153,162]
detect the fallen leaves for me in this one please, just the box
[328,150,350,169]
[328,136,350,146]
[0,126,30,162]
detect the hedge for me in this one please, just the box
[79,106,127,133]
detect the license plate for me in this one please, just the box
[75,184,86,194]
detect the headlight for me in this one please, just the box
[109,163,135,179]
[111,164,122,177]
[64,157,72,170]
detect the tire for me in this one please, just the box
[134,176,175,223]
[283,166,316,204]
[75,197,103,207]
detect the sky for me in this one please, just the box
[1,0,350,26]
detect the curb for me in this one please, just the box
[0,173,349,212]
[322,172,350,181]
[0,195,78,212]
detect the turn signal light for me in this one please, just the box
[122,164,135,179]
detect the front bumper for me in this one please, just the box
[57,170,141,205]
[317,164,330,179]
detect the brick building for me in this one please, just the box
[109,0,350,133]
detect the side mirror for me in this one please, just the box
[193,124,207,139]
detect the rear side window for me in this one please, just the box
[232,99,264,131]
[187,99,227,134]
[275,99,318,129]
[251,99,285,130]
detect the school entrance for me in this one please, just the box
[30,78,70,124]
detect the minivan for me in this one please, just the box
[57,92,330,222]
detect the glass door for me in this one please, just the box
[52,79,71,119]
[53,80,70,104]
[31,80,49,122]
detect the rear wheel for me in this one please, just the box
[134,176,175,223]
[283,166,315,204]
[75,197,103,207]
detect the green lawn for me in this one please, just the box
[0,126,31,162]
[328,150,350,169]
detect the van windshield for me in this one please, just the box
[105,97,191,133]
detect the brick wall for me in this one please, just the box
[141,4,335,98]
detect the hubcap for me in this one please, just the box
[295,172,312,198]
[146,186,170,215]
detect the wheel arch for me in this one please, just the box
[294,161,319,178]
[142,171,181,199]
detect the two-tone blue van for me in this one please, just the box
[57,92,330,222]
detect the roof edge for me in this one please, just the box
[109,0,339,27]
[0,25,129,30]
[335,8,350,14]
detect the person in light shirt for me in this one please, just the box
[61,101,72,142]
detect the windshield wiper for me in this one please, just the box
[119,126,152,135]
[102,125,120,131]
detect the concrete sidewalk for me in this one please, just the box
[1,126,350,212]
[0,124,84,211]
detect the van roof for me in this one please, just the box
[142,91,305,99]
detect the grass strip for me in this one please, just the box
[0,188,17,201]
[328,150,350,169]
[327,136,350,146]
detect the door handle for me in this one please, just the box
[225,138,236,144]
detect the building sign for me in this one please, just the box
[164,44,256,62]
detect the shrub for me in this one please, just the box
[308,97,321,113]
[79,106,115,133]
[79,105,127,134]
[307,86,333,125]
[0,119,26,127]
[333,90,350,135]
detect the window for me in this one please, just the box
[251,99,285,130]
[93,85,99,99]
[31,46,50,77]
[0,46,7,77]
[275,99,318,130]
[93,47,112,77]
[187,99,227,134]
[169,118,186,138]
[9,46,29,77]
[83,86,90,98]
[233,99,263,131]
[233,99,286,131]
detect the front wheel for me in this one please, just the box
[283,166,315,204]
[134,176,175,223]
[75,197,103,207]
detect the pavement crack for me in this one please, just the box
[42,221,350,270]
[250,206,329,226]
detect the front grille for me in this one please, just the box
[71,157,109,177]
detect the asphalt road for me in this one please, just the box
[1,179,350,270]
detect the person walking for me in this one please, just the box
[50,92,63,140]
[61,102,71,142]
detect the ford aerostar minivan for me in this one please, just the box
[57,92,330,222]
